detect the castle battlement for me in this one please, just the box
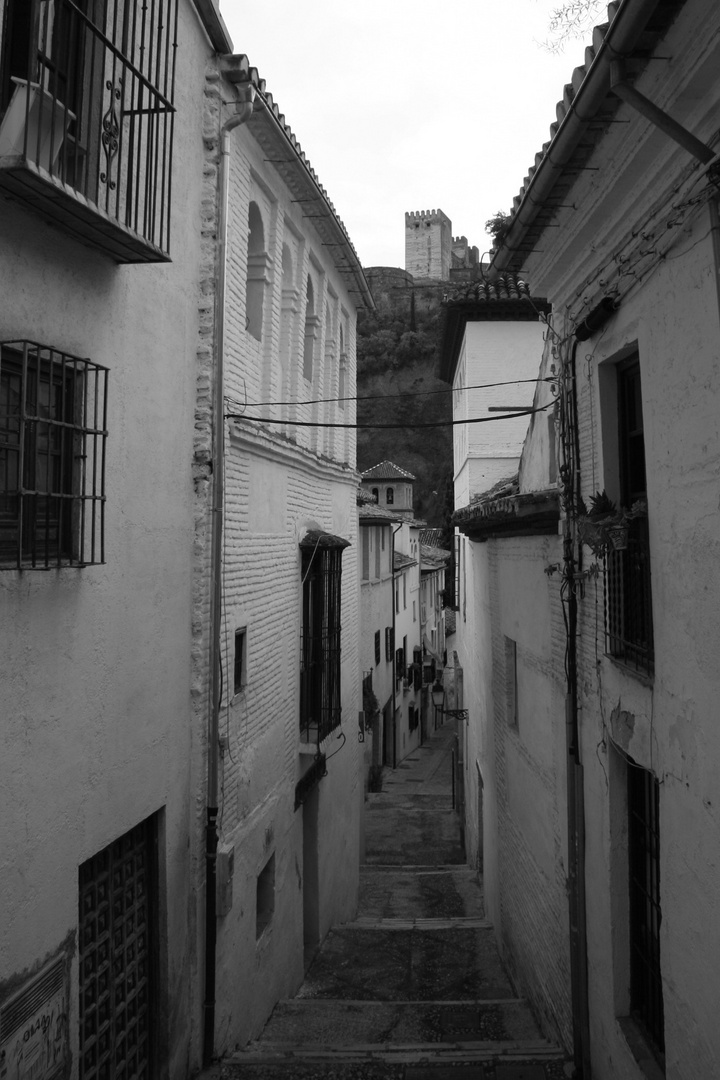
[405,208,452,223]
[405,207,452,279]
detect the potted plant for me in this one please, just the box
[577,491,647,557]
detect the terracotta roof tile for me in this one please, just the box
[361,460,417,481]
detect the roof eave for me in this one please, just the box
[193,0,232,53]
[247,85,374,310]
[491,0,688,273]
[454,490,560,542]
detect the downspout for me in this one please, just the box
[562,340,591,1079]
[204,77,256,1069]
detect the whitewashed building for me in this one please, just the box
[458,0,720,1077]
[0,1,232,1077]
[193,54,373,1052]
[359,499,401,783]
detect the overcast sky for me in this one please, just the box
[219,1,600,269]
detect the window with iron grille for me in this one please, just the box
[0,340,107,568]
[78,813,158,1080]
[384,625,393,661]
[628,763,664,1058]
[606,358,653,675]
[299,532,348,743]
[374,629,380,666]
[0,0,178,261]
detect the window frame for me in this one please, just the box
[605,356,654,675]
[233,627,247,695]
[0,339,108,569]
[299,533,348,744]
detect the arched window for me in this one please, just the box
[386,487,394,505]
[371,488,379,502]
[338,325,347,411]
[246,202,266,341]
[303,276,317,382]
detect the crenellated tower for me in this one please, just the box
[404,208,452,280]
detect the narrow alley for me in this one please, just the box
[221,722,571,1080]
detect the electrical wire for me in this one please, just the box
[226,376,554,411]
[226,403,553,429]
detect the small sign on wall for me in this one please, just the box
[0,955,69,1080]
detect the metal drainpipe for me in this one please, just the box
[562,340,591,1079]
[203,81,256,1069]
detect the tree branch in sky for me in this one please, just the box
[540,0,606,53]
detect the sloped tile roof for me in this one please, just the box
[452,474,559,540]
[421,544,450,569]
[359,503,403,523]
[362,461,417,481]
[419,528,444,546]
[221,55,373,308]
[492,0,685,273]
[394,551,417,571]
[445,273,531,304]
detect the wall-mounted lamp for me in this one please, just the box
[430,679,469,725]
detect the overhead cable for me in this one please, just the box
[225,403,553,429]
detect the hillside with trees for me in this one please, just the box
[356,268,453,530]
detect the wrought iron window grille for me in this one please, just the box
[0,340,108,569]
[627,764,664,1059]
[299,534,347,745]
[0,0,178,261]
[605,520,654,676]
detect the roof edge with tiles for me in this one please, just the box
[491,0,688,273]
[219,54,374,310]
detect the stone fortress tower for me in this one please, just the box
[404,209,480,281]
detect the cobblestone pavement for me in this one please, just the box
[221,723,573,1080]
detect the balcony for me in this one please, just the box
[0,0,177,262]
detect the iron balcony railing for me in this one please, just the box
[0,0,178,260]
[606,517,654,675]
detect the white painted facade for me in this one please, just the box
[452,319,547,509]
[0,3,229,1077]
[442,296,568,1050]
[359,512,397,781]
[483,0,720,1076]
[193,59,370,1051]
[392,521,423,763]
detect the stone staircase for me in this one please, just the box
[221,728,571,1079]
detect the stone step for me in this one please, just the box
[246,998,545,1048]
[298,925,514,1002]
[226,1041,569,1076]
[347,918,492,930]
[359,865,484,921]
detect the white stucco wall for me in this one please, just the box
[511,1,720,1073]
[194,79,365,1049]
[0,4,215,1075]
[453,320,547,507]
